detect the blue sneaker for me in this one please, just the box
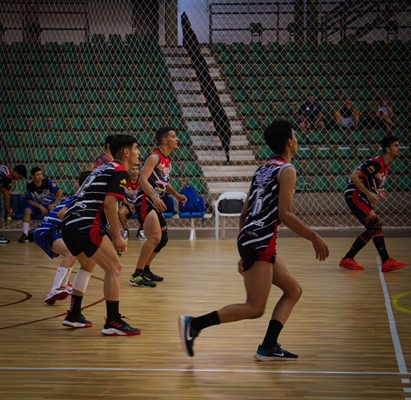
[254,343,298,361]
[179,315,199,357]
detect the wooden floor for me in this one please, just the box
[0,235,410,399]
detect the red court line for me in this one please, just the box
[0,288,32,307]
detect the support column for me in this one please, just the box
[306,0,319,45]
[165,0,178,46]
[23,0,41,43]
[132,0,160,41]
[294,0,304,47]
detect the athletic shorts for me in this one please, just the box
[340,116,355,128]
[26,205,44,216]
[135,195,167,229]
[345,191,373,224]
[34,229,61,259]
[61,222,105,258]
[237,243,276,272]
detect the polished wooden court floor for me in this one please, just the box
[0,233,410,399]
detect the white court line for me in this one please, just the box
[0,367,410,376]
[377,257,408,375]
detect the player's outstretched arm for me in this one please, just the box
[278,167,329,261]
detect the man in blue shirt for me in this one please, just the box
[299,94,324,143]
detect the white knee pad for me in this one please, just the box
[72,269,92,294]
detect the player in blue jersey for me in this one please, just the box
[179,119,329,361]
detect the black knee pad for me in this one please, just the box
[365,216,382,238]
[153,229,168,253]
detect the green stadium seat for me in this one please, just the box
[336,145,353,158]
[3,104,18,117]
[184,161,203,177]
[105,90,121,103]
[239,103,255,116]
[13,118,30,132]
[174,147,193,161]
[391,160,409,174]
[328,160,344,174]
[21,104,37,118]
[256,103,274,116]
[308,130,324,144]
[52,118,67,131]
[187,178,207,194]
[56,104,72,117]
[94,104,108,117]
[59,181,76,196]
[250,132,264,144]
[298,146,314,159]
[222,65,237,77]
[89,117,106,131]
[86,90,100,103]
[147,103,163,116]
[69,91,83,103]
[39,104,54,117]
[311,176,331,191]
[60,133,77,146]
[316,145,333,158]
[14,148,31,163]
[135,132,154,146]
[53,148,71,162]
[42,132,58,146]
[0,118,10,131]
[147,117,165,130]
[64,163,82,179]
[110,117,127,131]
[349,130,366,144]
[73,147,90,162]
[399,145,410,157]
[396,176,411,190]
[71,118,88,131]
[33,148,51,162]
[245,117,260,130]
[22,133,39,147]
[79,133,97,146]
[306,160,323,175]
[276,103,294,116]
[177,132,192,146]
[129,117,145,131]
[396,115,409,128]
[332,176,348,191]
[329,130,346,144]
[295,176,307,191]
[4,133,21,146]
[129,104,145,117]
[168,178,182,194]
[43,164,61,179]
[251,89,267,102]
[356,145,374,159]
[257,146,274,159]
[168,118,185,130]
[228,78,243,90]
[73,104,89,117]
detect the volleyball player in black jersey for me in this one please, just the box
[180,119,329,360]
[61,135,141,336]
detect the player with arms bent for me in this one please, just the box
[179,119,329,360]
[339,136,407,272]
[61,135,141,336]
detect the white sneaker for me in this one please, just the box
[45,288,70,305]
[137,230,146,240]
[122,230,129,241]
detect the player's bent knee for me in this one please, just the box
[153,230,168,253]
[249,306,265,319]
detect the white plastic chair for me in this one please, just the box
[215,191,247,240]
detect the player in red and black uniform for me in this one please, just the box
[118,165,146,242]
[61,134,141,336]
[179,119,329,361]
[130,127,187,287]
[340,135,407,272]
[89,135,114,171]
[0,164,27,244]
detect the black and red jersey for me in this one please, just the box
[0,166,13,191]
[62,161,128,235]
[237,157,294,255]
[125,178,140,204]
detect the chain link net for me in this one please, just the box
[1,1,410,233]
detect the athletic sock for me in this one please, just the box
[344,232,370,259]
[52,267,69,290]
[191,311,220,332]
[69,294,83,316]
[144,265,150,274]
[372,235,389,264]
[106,300,120,321]
[61,266,74,287]
[132,269,144,278]
[22,222,29,235]
[261,319,283,350]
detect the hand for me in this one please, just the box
[7,210,14,220]
[130,205,136,214]
[177,194,187,206]
[113,236,127,253]
[48,204,56,212]
[377,188,388,200]
[40,206,49,216]
[152,196,167,212]
[238,258,244,275]
[311,233,329,262]
[366,191,379,205]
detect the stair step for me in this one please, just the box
[207,182,251,195]
[191,135,249,147]
[202,165,257,178]
[196,149,254,162]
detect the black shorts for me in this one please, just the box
[237,244,276,272]
[135,195,167,229]
[61,222,105,258]
[345,191,373,224]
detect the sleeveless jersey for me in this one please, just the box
[0,166,13,191]
[345,155,389,199]
[237,157,294,253]
[26,179,60,207]
[125,178,140,204]
[35,196,75,235]
[63,161,128,235]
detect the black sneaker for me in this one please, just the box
[0,234,10,244]
[18,234,29,243]
[254,343,298,361]
[179,315,200,357]
[101,315,141,336]
[144,270,164,282]
[62,311,92,328]
[129,274,157,287]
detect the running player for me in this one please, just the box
[0,164,27,244]
[61,135,141,336]
[129,127,187,287]
[19,167,63,243]
[179,119,329,360]
[339,135,407,272]
[118,165,146,242]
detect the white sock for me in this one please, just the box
[23,222,30,235]
[51,267,68,290]
[61,266,74,287]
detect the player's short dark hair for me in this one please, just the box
[14,165,27,178]
[104,135,116,149]
[30,166,42,177]
[155,126,174,145]
[78,171,92,186]
[109,134,137,159]
[264,119,293,155]
[381,135,399,154]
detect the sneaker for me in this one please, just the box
[137,230,147,240]
[144,270,164,282]
[122,230,129,241]
[254,343,298,361]
[60,283,73,295]
[179,315,199,357]
[101,315,141,336]
[129,274,157,287]
[62,311,92,328]
[339,258,365,270]
[0,234,10,244]
[45,288,70,305]
[18,234,29,243]
[382,258,407,273]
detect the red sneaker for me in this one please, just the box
[339,258,365,270]
[381,258,407,273]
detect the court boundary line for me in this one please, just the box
[377,257,408,375]
[0,366,410,376]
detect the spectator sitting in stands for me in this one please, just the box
[375,97,395,135]
[299,94,324,143]
[335,98,360,129]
